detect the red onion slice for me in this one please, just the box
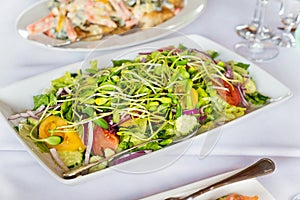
[84,122,94,165]
[110,150,149,166]
[49,148,69,172]
[237,83,249,108]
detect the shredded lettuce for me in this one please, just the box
[33,93,57,110]
[51,71,75,89]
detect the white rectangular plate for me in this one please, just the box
[141,169,275,200]
[0,34,292,184]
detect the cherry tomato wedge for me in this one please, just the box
[39,116,86,152]
[215,80,241,106]
[92,126,119,156]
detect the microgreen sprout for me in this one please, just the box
[36,135,63,146]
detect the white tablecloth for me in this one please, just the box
[1,0,300,199]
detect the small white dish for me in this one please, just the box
[16,0,207,51]
[141,169,275,200]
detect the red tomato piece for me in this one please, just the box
[215,80,241,106]
[92,126,119,156]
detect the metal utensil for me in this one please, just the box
[165,158,275,200]
[48,34,103,47]
[62,130,197,179]
[26,33,103,48]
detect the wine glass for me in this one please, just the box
[272,0,300,47]
[236,0,272,40]
[234,0,279,62]
[293,193,300,200]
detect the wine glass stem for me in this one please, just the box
[252,0,263,25]
[255,0,268,41]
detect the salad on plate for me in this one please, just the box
[8,44,270,177]
[26,0,184,42]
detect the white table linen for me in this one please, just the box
[1,0,300,199]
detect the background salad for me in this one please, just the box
[26,0,184,42]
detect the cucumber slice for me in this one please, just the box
[244,79,257,94]
[27,117,39,126]
[88,156,108,173]
[57,151,83,167]
[175,115,199,136]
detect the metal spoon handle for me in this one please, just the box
[166,158,275,200]
[51,34,103,47]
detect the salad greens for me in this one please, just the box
[9,45,269,175]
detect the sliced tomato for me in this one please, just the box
[39,115,67,139]
[54,131,86,152]
[39,116,86,152]
[215,80,241,106]
[92,126,119,156]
